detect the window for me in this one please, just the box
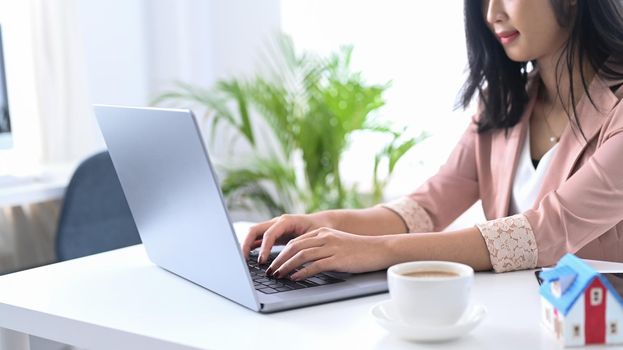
[551,281,562,297]
[545,308,552,324]
[590,288,603,306]
[611,321,618,335]
[573,325,581,337]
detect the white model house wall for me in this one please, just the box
[563,295,585,347]
[541,296,585,346]
[605,291,623,343]
[541,297,555,332]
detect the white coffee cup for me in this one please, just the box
[387,261,474,326]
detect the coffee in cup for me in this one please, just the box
[401,270,460,278]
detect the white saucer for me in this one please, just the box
[370,300,487,342]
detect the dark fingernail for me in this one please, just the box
[274,270,281,279]
[265,267,273,276]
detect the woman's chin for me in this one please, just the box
[503,49,535,63]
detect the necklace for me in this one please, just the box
[542,102,560,144]
[537,80,563,144]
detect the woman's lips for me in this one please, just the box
[497,31,520,45]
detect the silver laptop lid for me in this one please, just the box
[94,105,259,311]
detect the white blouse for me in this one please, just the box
[509,129,558,215]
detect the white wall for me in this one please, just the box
[78,0,150,106]
[79,0,281,107]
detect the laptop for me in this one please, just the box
[94,105,388,313]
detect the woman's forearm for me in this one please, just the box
[315,206,408,236]
[311,208,493,270]
[382,226,493,271]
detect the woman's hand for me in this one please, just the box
[266,228,393,281]
[242,213,335,263]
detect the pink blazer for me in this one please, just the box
[384,71,623,272]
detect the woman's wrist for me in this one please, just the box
[380,234,409,267]
[309,210,342,230]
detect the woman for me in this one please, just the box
[242,0,623,280]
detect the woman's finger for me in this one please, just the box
[258,215,300,263]
[267,235,324,274]
[290,257,335,281]
[249,239,263,252]
[290,227,323,241]
[241,218,276,258]
[273,247,332,279]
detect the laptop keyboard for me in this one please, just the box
[247,251,344,294]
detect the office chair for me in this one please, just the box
[55,151,141,261]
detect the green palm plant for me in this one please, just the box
[154,35,427,217]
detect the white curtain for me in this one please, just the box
[0,0,101,276]
[31,0,103,164]
[0,6,98,350]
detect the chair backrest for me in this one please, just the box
[55,151,141,261]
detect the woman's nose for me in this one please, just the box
[484,0,507,25]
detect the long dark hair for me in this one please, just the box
[460,0,623,136]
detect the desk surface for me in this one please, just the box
[0,163,76,207]
[1,245,623,350]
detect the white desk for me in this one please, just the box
[0,163,75,207]
[1,246,623,350]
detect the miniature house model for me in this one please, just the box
[540,254,623,346]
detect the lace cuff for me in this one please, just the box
[380,197,434,233]
[476,214,538,273]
